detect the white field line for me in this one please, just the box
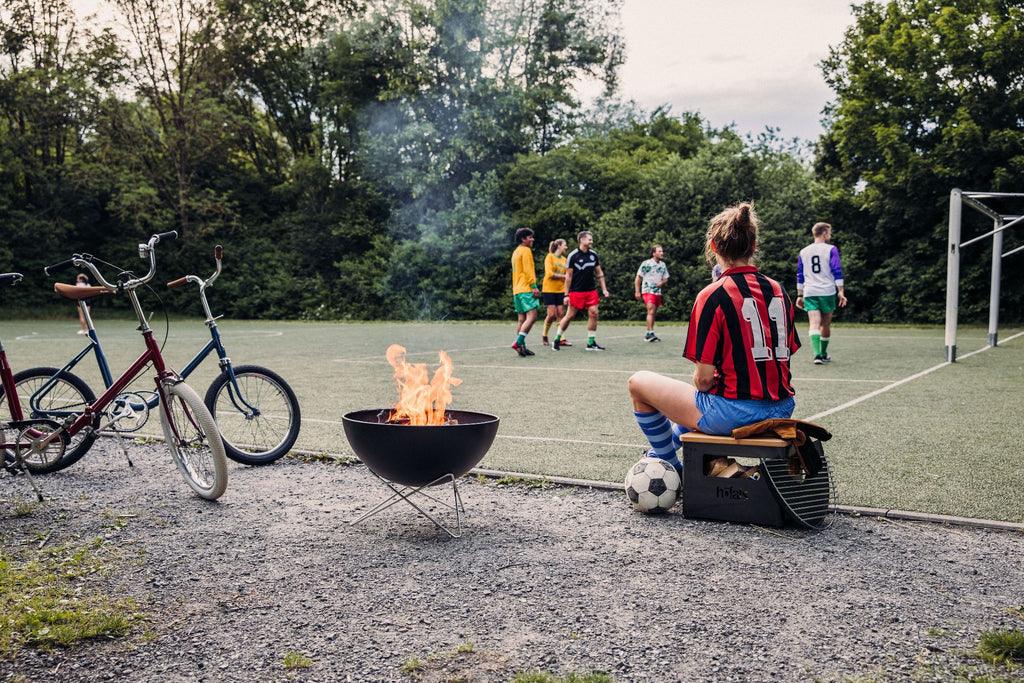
[13,330,283,342]
[273,416,646,449]
[804,330,1024,422]
[333,358,895,383]
[334,332,642,361]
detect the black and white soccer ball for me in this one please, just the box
[624,457,681,513]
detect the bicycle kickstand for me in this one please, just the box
[107,426,136,469]
[15,455,44,502]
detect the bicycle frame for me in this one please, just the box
[26,302,115,419]
[28,300,257,420]
[1,338,25,424]
[173,323,259,418]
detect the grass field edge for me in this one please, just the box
[89,433,1018,532]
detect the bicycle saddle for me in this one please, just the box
[53,282,111,301]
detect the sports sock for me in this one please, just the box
[670,422,689,450]
[809,328,821,356]
[820,337,830,355]
[543,319,552,338]
[554,325,566,341]
[516,332,526,346]
[588,334,596,345]
[634,410,681,470]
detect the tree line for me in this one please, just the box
[1,0,1021,323]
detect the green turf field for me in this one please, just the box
[2,316,1022,522]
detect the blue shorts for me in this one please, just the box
[694,392,795,436]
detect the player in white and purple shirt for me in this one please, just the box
[796,222,848,364]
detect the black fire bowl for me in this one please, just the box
[342,410,500,487]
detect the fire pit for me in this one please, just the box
[342,346,499,537]
[342,410,499,487]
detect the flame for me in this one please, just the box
[385,344,462,425]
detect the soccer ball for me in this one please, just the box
[624,457,681,514]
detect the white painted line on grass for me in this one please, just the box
[333,333,651,361]
[804,330,1024,422]
[495,434,645,449]
[13,330,284,342]
[333,359,895,383]
[283,416,645,449]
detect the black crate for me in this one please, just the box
[680,435,789,527]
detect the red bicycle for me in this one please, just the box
[2,233,228,500]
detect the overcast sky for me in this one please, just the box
[74,0,855,141]
[610,0,856,141]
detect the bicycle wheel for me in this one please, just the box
[0,367,99,473]
[203,364,300,466]
[159,381,227,500]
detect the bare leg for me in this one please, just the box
[520,308,538,335]
[516,312,526,335]
[587,305,599,333]
[557,305,578,336]
[628,371,702,430]
[820,311,833,338]
[645,302,657,332]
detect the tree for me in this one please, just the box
[816,0,1024,322]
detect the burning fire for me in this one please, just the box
[385,344,462,425]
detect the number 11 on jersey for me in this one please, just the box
[741,297,790,362]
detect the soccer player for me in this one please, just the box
[627,202,799,471]
[634,244,669,342]
[796,222,848,364]
[511,227,541,357]
[541,239,571,347]
[552,230,610,351]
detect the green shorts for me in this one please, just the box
[513,292,541,314]
[804,294,837,314]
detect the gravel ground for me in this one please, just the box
[2,440,1023,682]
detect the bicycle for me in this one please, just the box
[7,233,227,499]
[164,244,300,464]
[1,272,88,501]
[16,245,301,467]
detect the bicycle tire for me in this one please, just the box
[203,364,301,466]
[0,367,100,473]
[159,381,227,500]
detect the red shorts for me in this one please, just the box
[642,293,663,307]
[567,290,600,309]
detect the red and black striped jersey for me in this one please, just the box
[683,266,800,401]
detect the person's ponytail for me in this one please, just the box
[705,202,759,264]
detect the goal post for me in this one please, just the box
[944,188,1024,362]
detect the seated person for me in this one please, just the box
[627,202,800,472]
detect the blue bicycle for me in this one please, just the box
[17,245,300,467]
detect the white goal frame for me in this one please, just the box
[945,188,1024,362]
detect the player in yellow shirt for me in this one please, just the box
[541,239,571,347]
[511,228,541,356]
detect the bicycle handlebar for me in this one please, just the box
[166,276,190,289]
[166,243,223,293]
[50,233,176,293]
[44,259,77,276]
[0,272,23,286]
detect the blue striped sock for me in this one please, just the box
[634,410,681,471]
[670,422,689,450]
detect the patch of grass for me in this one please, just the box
[512,673,613,683]
[926,626,947,637]
[402,657,425,675]
[454,641,474,654]
[0,540,140,656]
[286,451,357,465]
[132,436,160,446]
[1008,606,1024,621]
[976,629,1024,666]
[493,475,552,489]
[9,501,38,518]
[282,651,314,669]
